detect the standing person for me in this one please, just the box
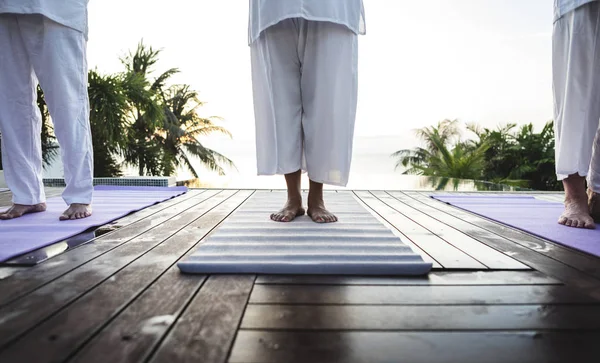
[554,0,600,229]
[249,0,365,223]
[0,0,94,221]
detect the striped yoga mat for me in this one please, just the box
[178,191,433,275]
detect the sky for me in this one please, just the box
[83,0,555,185]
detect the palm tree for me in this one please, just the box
[392,119,460,172]
[119,41,234,178]
[88,69,130,177]
[391,119,488,179]
[510,121,558,190]
[157,85,234,177]
[120,41,173,176]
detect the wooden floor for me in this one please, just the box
[0,189,600,362]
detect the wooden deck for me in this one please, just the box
[0,189,600,362]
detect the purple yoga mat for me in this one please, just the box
[432,195,600,258]
[0,186,188,262]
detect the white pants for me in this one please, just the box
[0,14,93,205]
[553,2,600,193]
[250,18,358,187]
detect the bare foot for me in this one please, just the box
[0,203,47,220]
[558,175,595,229]
[307,180,337,223]
[60,203,92,221]
[559,196,595,229]
[307,205,338,223]
[590,189,600,223]
[271,170,304,223]
[271,200,305,222]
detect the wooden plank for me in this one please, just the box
[407,191,600,277]
[0,190,234,351]
[350,191,442,269]
[401,192,600,298]
[0,189,212,307]
[255,270,561,285]
[0,267,27,280]
[67,270,207,363]
[241,304,600,330]
[354,191,483,269]
[148,275,255,363]
[249,285,595,305]
[0,190,252,363]
[229,331,600,363]
[374,191,528,270]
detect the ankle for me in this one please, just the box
[286,193,302,204]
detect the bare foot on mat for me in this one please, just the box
[271,200,305,222]
[307,180,338,223]
[558,174,595,229]
[60,203,93,221]
[0,203,47,220]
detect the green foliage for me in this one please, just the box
[0,41,234,180]
[393,119,562,191]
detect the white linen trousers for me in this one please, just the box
[0,14,93,205]
[250,18,359,187]
[554,1,600,192]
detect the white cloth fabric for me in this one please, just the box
[553,2,600,193]
[0,0,89,39]
[0,14,94,205]
[554,0,599,22]
[251,18,358,187]
[248,0,365,45]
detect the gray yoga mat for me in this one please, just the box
[178,191,433,275]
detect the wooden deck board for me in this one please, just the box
[0,188,598,363]
[0,190,235,352]
[229,331,600,363]
[0,189,211,307]
[248,284,596,305]
[0,190,252,363]
[355,191,482,269]
[149,275,255,363]
[398,191,600,299]
[351,191,443,269]
[255,270,561,285]
[371,191,529,270]
[241,304,600,330]
[415,191,600,277]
